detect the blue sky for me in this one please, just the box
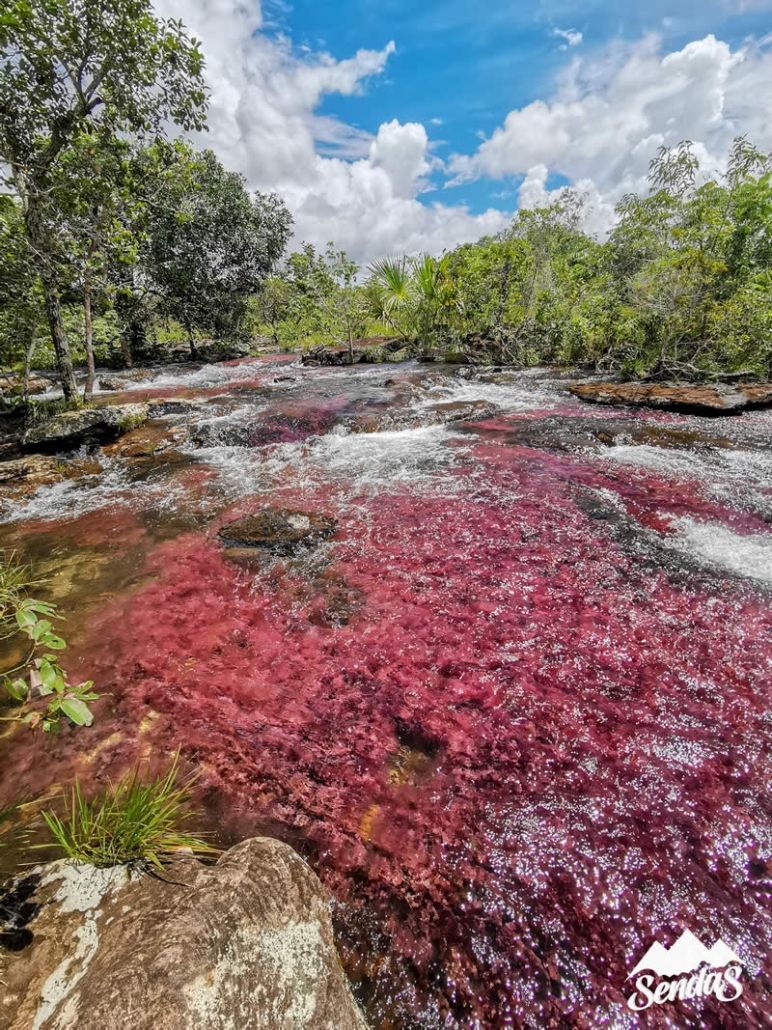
[280,0,772,213]
[157,0,772,261]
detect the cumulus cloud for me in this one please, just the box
[553,28,583,49]
[449,33,772,232]
[153,0,509,264]
[153,0,772,258]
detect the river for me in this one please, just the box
[1,356,771,1028]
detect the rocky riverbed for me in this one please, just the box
[1,356,771,1028]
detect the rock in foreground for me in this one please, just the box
[219,508,337,554]
[569,380,772,415]
[0,837,367,1030]
[23,404,148,452]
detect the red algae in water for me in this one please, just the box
[34,434,772,1029]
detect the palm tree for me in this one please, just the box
[366,256,416,339]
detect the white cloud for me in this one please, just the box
[367,119,432,198]
[152,0,509,265]
[152,1,772,259]
[449,33,772,233]
[553,28,583,49]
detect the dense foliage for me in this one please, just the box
[0,0,208,398]
[363,140,772,377]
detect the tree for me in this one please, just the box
[0,0,207,398]
[52,130,140,398]
[254,275,294,347]
[367,253,458,349]
[286,244,368,361]
[0,197,44,398]
[144,149,293,358]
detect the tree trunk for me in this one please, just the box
[22,323,38,402]
[120,334,133,368]
[185,320,199,361]
[24,197,78,402]
[41,273,79,401]
[83,276,95,402]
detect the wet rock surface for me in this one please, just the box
[102,420,188,459]
[0,374,54,397]
[460,413,766,454]
[0,454,104,505]
[218,508,338,554]
[570,379,772,414]
[22,404,148,452]
[0,838,367,1030]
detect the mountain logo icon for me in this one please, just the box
[626,930,745,1011]
[629,930,742,979]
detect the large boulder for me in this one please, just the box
[22,404,148,453]
[0,837,367,1030]
[219,508,337,555]
[569,380,772,415]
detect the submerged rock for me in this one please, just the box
[0,455,63,496]
[570,380,772,415]
[99,370,159,391]
[0,454,103,504]
[102,421,188,459]
[22,404,148,453]
[0,837,367,1030]
[146,398,201,418]
[219,508,337,555]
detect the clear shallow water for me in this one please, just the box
[1,357,771,1029]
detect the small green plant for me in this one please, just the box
[0,553,99,731]
[24,397,87,426]
[42,754,218,869]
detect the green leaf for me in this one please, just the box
[31,619,52,642]
[38,659,58,695]
[41,634,66,650]
[5,676,28,701]
[60,698,93,727]
[15,608,36,630]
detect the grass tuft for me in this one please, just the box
[24,397,88,426]
[42,753,218,869]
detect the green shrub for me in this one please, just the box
[42,754,218,869]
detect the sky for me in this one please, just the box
[153,0,772,264]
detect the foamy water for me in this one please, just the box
[665,517,772,584]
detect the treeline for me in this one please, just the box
[0,0,298,400]
[262,137,772,380]
[2,1,771,397]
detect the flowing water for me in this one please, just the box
[1,356,771,1029]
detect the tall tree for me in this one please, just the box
[145,149,293,358]
[0,0,207,398]
[53,130,140,399]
